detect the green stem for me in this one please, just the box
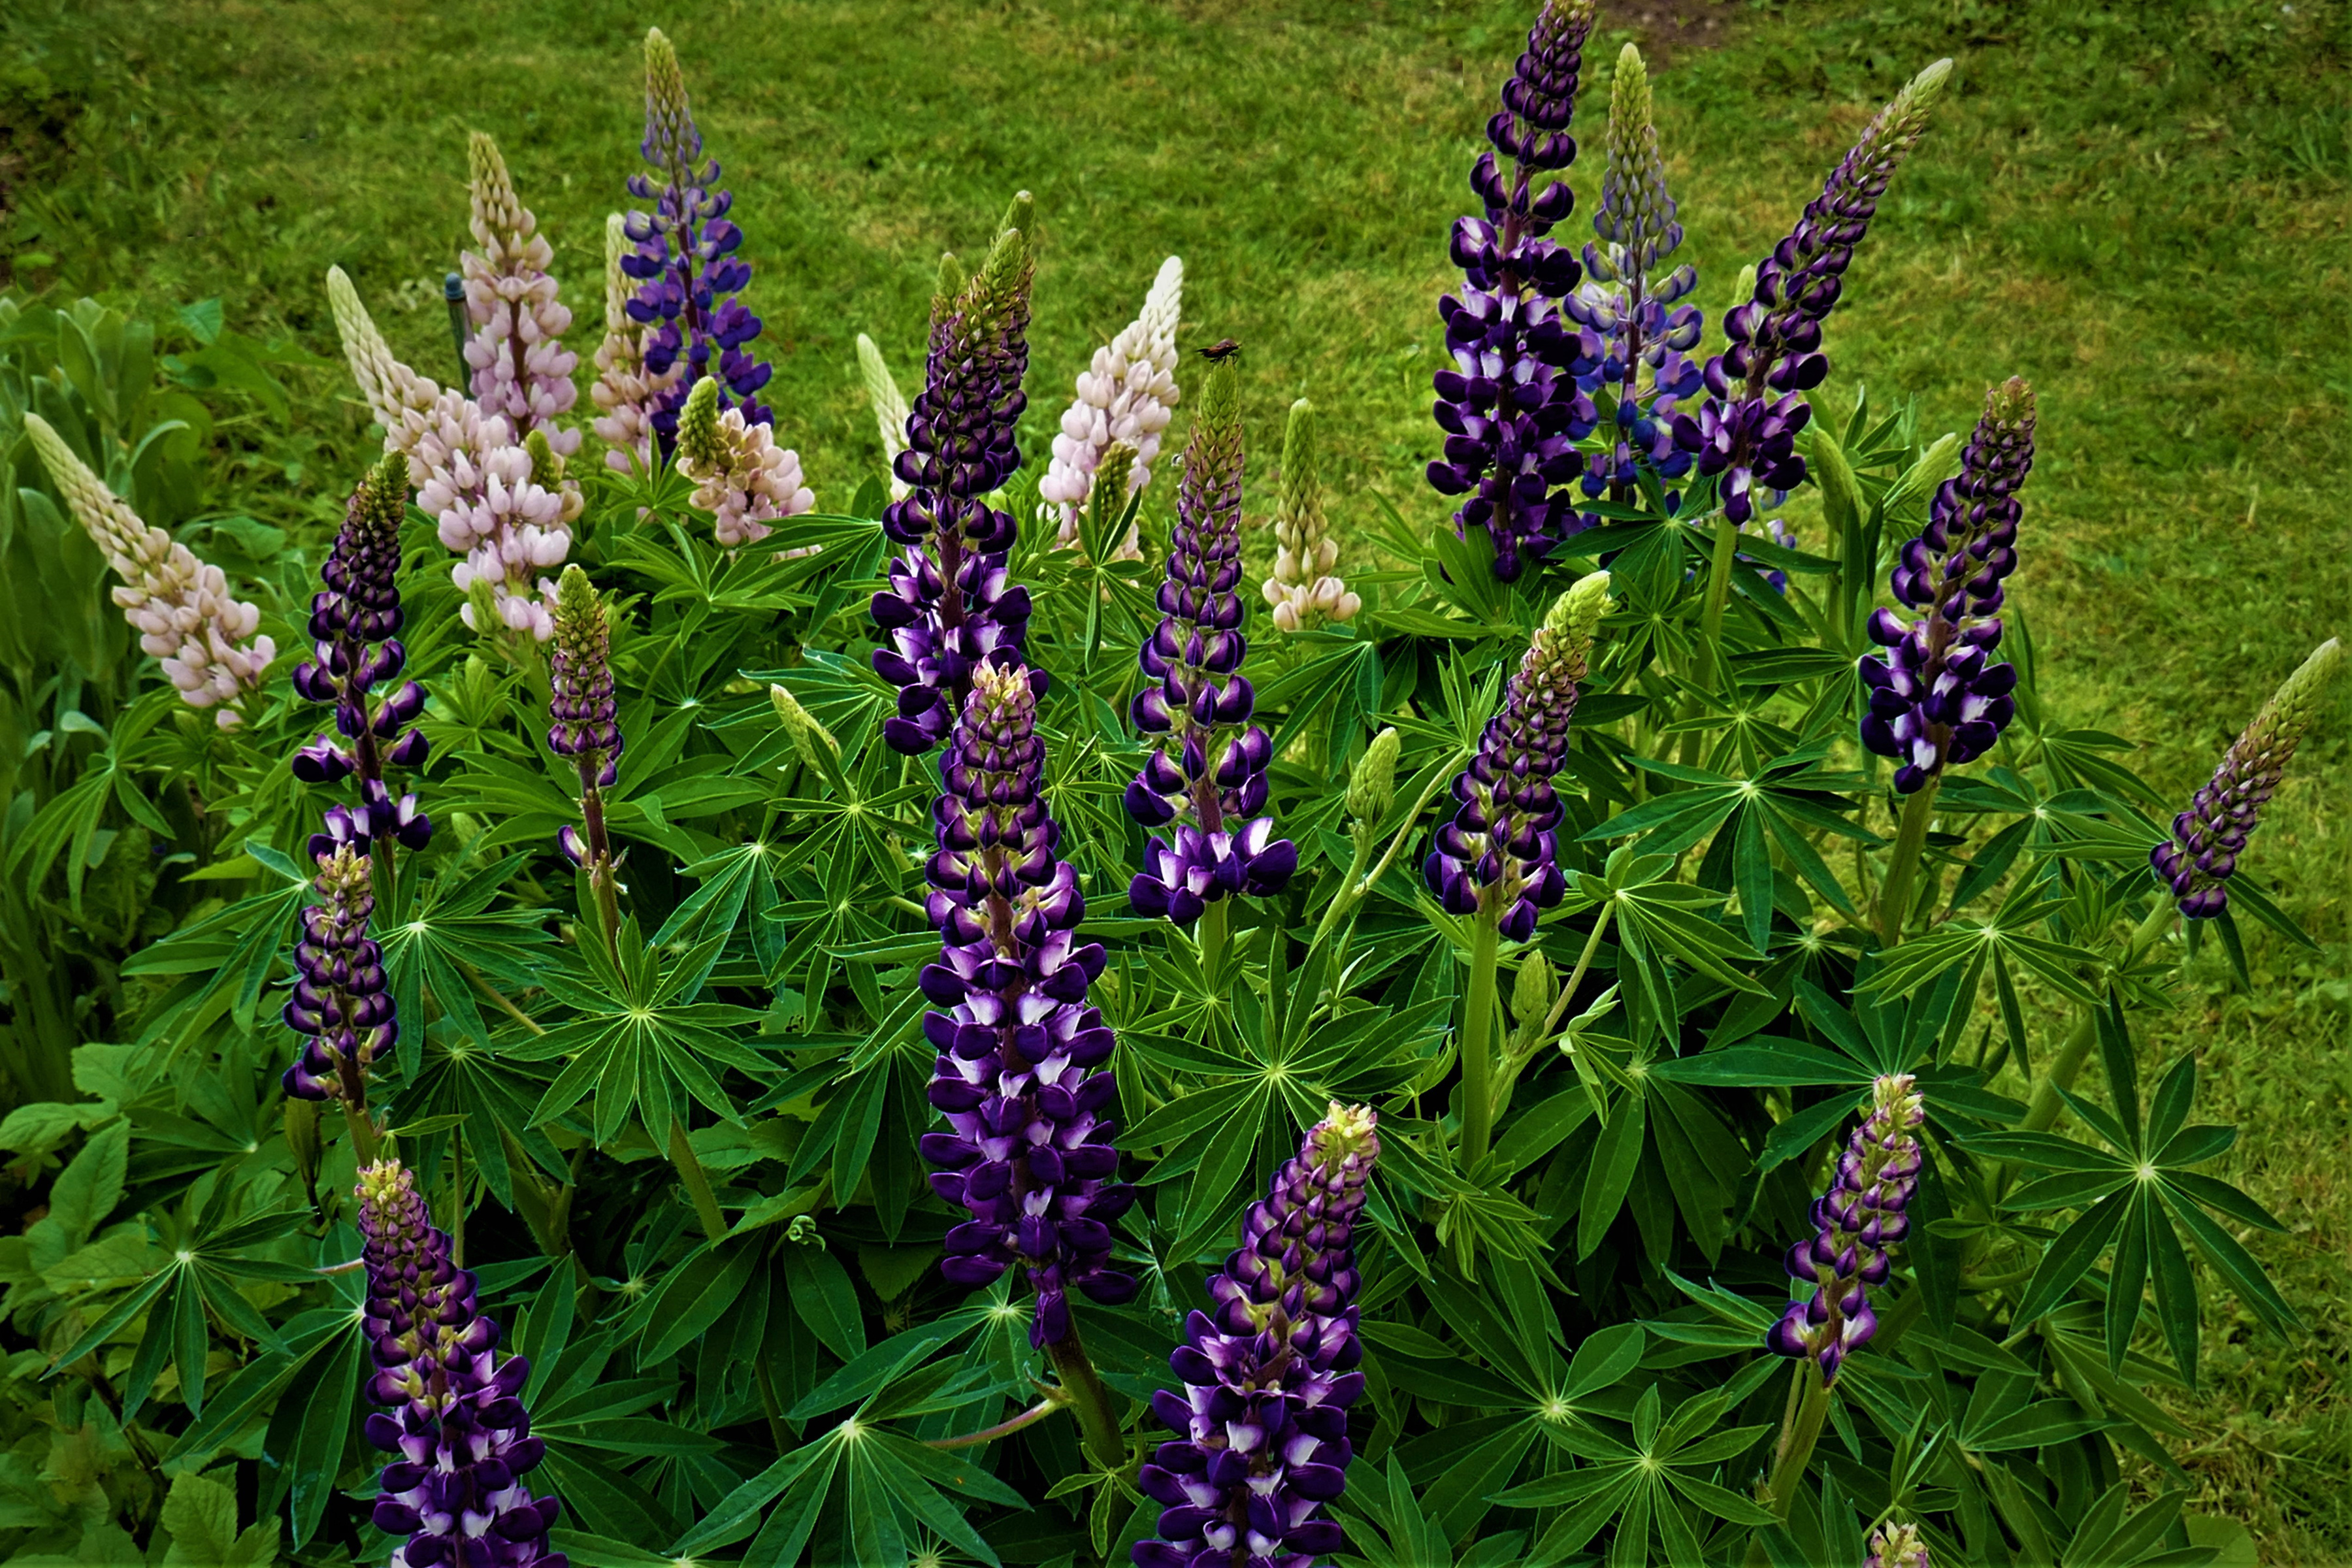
[1196,897,1231,984]
[2020,899,2176,1132]
[1539,902,1616,1037]
[924,1394,1066,1450]
[1313,829,1375,949]
[1042,1326,1127,1471]
[1697,512,1743,684]
[1765,1362,1833,1518]
[342,1103,380,1167]
[667,1117,729,1243]
[450,1123,465,1269]
[1460,907,1503,1166]
[1875,779,1942,949]
[1354,749,1466,900]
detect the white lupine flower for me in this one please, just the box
[855,333,911,501]
[591,212,678,474]
[1040,255,1182,557]
[676,378,817,551]
[462,133,580,455]
[26,414,275,725]
[1262,398,1360,632]
[326,267,580,638]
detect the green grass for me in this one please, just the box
[5,0,2346,1555]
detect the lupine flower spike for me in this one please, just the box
[1867,1520,1931,1568]
[590,212,678,474]
[2153,637,2344,919]
[25,415,276,725]
[622,27,775,451]
[1567,42,1701,522]
[1042,254,1183,557]
[918,655,1137,1347]
[547,566,623,878]
[1263,399,1361,632]
[1767,1072,1924,1383]
[1676,59,1951,523]
[1134,1103,1380,1568]
[462,133,580,456]
[294,455,431,857]
[325,267,578,638]
[1859,378,2035,792]
[856,332,912,500]
[1126,357,1297,921]
[872,201,1037,754]
[281,845,397,1107]
[357,1159,568,1568]
[675,376,816,549]
[1427,0,1600,582]
[1427,571,1610,941]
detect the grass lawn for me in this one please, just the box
[5,0,2345,1555]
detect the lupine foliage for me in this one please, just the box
[0,9,2337,1568]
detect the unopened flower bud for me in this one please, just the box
[769,683,840,768]
[1347,726,1401,826]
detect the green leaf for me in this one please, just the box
[1578,1092,1646,1260]
[784,1243,867,1361]
[2010,1190,2131,1327]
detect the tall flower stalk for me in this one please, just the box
[1862,378,2035,943]
[1262,398,1361,632]
[327,266,578,638]
[1427,571,1610,1164]
[357,1158,566,1567]
[1125,358,1296,947]
[292,455,431,877]
[546,566,624,945]
[590,212,678,474]
[621,27,774,453]
[1426,0,1599,583]
[462,132,580,457]
[1674,59,1951,527]
[2152,637,2343,919]
[1041,254,1183,557]
[280,845,394,1162]
[1567,42,1701,519]
[871,201,1037,755]
[917,655,1134,1459]
[25,414,276,725]
[1134,1103,1379,1568]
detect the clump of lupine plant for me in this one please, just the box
[356,1159,567,1568]
[1428,0,1599,581]
[622,27,774,451]
[25,412,275,723]
[20,12,2338,1565]
[872,200,1037,754]
[1125,356,1296,931]
[1041,254,1183,557]
[1135,1103,1378,1568]
[674,375,815,547]
[2153,636,2343,917]
[293,454,431,862]
[1262,397,1360,631]
[1567,42,1699,521]
[461,133,581,457]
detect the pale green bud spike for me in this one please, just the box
[1198,358,1241,446]
[361,452,410,527]
[932,252,967,319]
[856,334,907,443]
[1545,570,1614,640]
[1512,954,1559,1033]
[977,203,1034,313]
[523,428,561,485]
[644,29,693,182]
[466,576,505,639]
[553,563,603,642]
[1093,442,1139,510]
[1347,726,1401,826]
[2261,638,2345,747]
[676,376,724,471]
[996,189,1034,247]
[1279,398,1320,533]
[1609,43,1651,163]
[770,683,841,764]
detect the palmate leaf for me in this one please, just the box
[1498,1385,1776,1567]
[1967,999,2294,1382]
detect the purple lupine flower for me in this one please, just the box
[918,654,1137,1348]
[356,1159,567,1568]
[872,208,1037,755]
[291,455,432,853]
[2152,637,2342,919]
[1124,357,1295,921]
[546,566,623,870]
[1134,1103,1380,1568]
[1426,0,1601,582]
[1425,572,1610,942]
[281,844,395,1106]
[1567,43,1701,522]
[1766,1072,1924,1384]
[1867,1521,1931,1568]
[1674,59,1950,524]
[1859,379,2036,794]
[620,27,774,453]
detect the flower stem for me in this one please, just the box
[1698,511,1743,684]
[2019,898,2176,1132]
[1460,906,1503,1166]
[924,1394,1066,1450]
[1042,1325,1127,1471]
[1765,1361,1832,1518]
[342,1103,380,1166]
[1875,779,1942,948]
[666,1117,729,1243]
[1540,901,1616,1037]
